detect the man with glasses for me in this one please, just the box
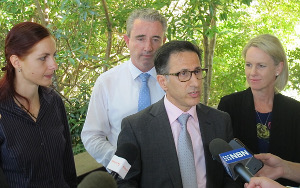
[117,41,238,188]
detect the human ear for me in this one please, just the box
[123,34,130,48]
[162,36,167,44]
[157,75,168,91]
[276,61,284,76]
[10,55,21,69]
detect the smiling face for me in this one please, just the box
[13,36,58,87]
[157,51,202,112]
[124,19,165,72]
[245,47,283,93]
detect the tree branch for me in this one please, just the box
[101,0,113,72]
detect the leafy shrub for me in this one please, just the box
[64,83,94,155]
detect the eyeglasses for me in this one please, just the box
[162,68,208,82]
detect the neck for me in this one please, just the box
[14,80,40,121]
[14,77,39,101]
[14,92,40,122]
[252,88,274,113]
[131,60,154,73]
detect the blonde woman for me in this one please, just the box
[218,34,300,187]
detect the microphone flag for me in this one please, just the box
[219,147,252,180]
[107,155,131,179]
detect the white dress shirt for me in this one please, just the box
[81,59,165,166]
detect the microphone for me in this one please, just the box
[229,138,264,175]
[107,143,138,180]
[78,171,117,188]
[209,138,253,182]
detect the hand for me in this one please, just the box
[244,177,285,188]
[253,153,284,180]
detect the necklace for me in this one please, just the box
[255,110,271,126]
[14,96,37,121]
[256,111,272,140]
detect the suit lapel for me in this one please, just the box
[196,104,215,144]
[149,99,183,187]
[243,88,259,152]
[196,104,218,187]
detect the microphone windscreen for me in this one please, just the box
[209,138,233,162]
[115,143,138,165]
[78,171,117,188]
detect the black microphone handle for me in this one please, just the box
[110,171,119,180]
[234,163,253,182]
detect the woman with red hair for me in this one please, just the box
[0,22,77,188]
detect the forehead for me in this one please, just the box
[245,47,273,63]
[27,36,56,55]
[130,19,164,37]
[168,51,201,70]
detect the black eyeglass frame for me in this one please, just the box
[162,68,208,82]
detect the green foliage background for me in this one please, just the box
[0,0,299,154]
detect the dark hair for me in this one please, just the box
[0,22,51,101]
[154,40,203,75]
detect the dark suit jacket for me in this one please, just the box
[117,98,239,188]
[0,167,9,188]
[218,88,300,187]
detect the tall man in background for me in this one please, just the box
[81,8,167,167]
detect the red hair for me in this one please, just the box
[0,22,51,101]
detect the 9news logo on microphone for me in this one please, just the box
[219,147,252,180]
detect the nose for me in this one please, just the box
[144,39,153,52]
[49,57,58,71]
[250,66,257,75]
[189,72,200,86]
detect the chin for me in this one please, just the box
[188,101,200,107]
[249,83,261,88]
[39,82,53,87]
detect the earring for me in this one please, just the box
[18,68,22,72]
[276,73,279,76]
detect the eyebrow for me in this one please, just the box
[152,36,162,39]
[37,53,49,56]
[38,51,57,56]
[135,35,162,39]
[178,67,201,72]
[245,61,267,64]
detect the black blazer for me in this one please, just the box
[117,98,239,188]
[0,167,9,188]
[218,88,300,187]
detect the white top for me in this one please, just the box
[81,59,165,167]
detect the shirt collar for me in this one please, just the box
[164,95,197,124]
[0,86,53,110]
[40,86,54,104]
[128,59,157,80]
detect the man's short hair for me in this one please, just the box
[154,40,203,75]
[126,8,167,37]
